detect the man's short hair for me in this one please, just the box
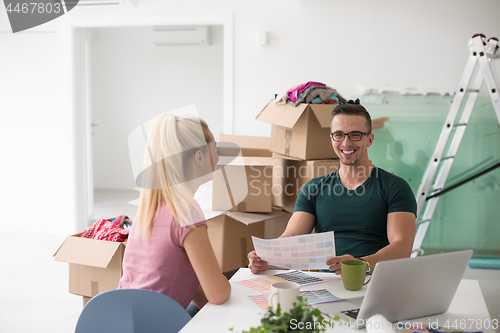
[331,103,372,133]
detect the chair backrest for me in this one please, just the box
[75,289,191,333]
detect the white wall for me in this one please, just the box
[90,25,223,190]
[0,19,73,235]
[1,0,499,235]
[133,0,500,136]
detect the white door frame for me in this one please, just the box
[67,13,234,232]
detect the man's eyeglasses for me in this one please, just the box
[331,131,370,142]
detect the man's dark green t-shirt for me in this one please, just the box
[294,166,417,258]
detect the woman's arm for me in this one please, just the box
[184,225,231,305]
[192,284,208,309]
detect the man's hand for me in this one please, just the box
[248,251,270,274]
[326,254,356,275]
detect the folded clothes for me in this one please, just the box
[312,91,340,104]
[305,87,336,104]
[80,216,130,242]
[275,84,299,105]
[288,85,327,107]
[287,81,326,102]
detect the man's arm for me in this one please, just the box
[248,212,315,273]
[279,211,316,237]
[326,211,416,274]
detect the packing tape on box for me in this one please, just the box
[285,130,292,156]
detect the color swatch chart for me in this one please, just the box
[246,289,344,310]
[235,270,324,293]
[252,232,336,270]
[300,289,343,305]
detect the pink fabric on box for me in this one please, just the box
[287,81,326,102]
[119,205,207,309]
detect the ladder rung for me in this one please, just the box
[441,155,455,161]
[416,219,431,225]
[466,89,480,93]
[453,123,468,127]
[429,188,443,195]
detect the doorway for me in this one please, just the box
[70,14,233,232]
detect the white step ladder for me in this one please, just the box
[412,34,500,256]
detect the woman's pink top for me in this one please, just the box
[119,205,207,308]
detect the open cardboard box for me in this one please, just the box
[212,134,273,213]
[53,234,126,299]
[256,101,339,160]
[54,207,291,303]
[256,100,389,160]
[204,208,291,272]
[272,153,340,213]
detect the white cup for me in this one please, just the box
[268,281,300,313]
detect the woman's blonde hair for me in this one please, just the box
[134,114,212,241]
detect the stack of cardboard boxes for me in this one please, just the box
[256,101,342,213]
[207,134,291,274]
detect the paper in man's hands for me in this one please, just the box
[252,231,335,270]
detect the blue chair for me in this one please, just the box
[75,289,191,333]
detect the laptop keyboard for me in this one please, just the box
[341,308,360,319]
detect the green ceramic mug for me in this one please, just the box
[341,260,374,291]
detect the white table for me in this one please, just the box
[180,268,495,333]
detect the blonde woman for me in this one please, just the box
[119,114,231,315]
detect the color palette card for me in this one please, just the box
[235,270,324,293]
[247,289,343,310]
[275,270,324,286]
[299,289,344,305]
[247,294,270,310]
[252,232,336,270]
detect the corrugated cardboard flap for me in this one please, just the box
[225,209,288,225]
[203,209,225,220]
[309,104,338,128]
[219,134,272,157]
[54,235,123,268]
[256,100,309,129]
[272,152,304,161]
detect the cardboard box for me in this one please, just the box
[256,100,338,160]
[212,156,273,213]
[272,153,340,213]
[256,101,389,160]
[53,234,126,298]
[219,134,272,157]
[205,209,291,272]
[83,296,92,306]
[213,134,273,213]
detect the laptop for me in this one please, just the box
[313,250,473,329]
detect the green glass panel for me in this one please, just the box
[357,94,500,258]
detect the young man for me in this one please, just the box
[248,101,417,274]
